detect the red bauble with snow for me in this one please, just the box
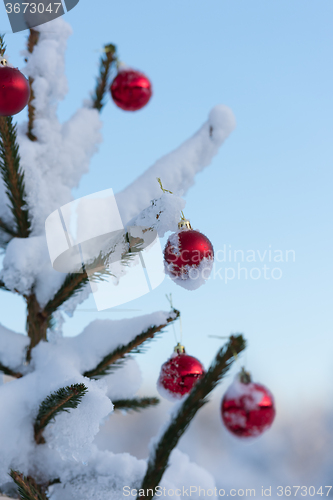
[164,219,214,290]
[0,66,30,116]
[110,68,152,111]
[157,343,205,400]
[221,369,276,438]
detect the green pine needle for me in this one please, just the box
[113,397,160,412]
[83,309,180,379]
[9,470,47,500]
[0,116,31,237]
[34,383,88,444]
[93,43,117,111]
[0,34,6,57]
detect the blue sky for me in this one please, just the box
[0,0,333,418]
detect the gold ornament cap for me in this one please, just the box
[178,218,192,230]
[174,342,185,354]
[0,58,7,67]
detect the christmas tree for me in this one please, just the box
[0,18,260,500]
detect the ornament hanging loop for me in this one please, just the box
[156,178,192,229]
[157,177,173,194]
[0,58,7,67]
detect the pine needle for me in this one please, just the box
[0,116,31,237]
[34,383,88,444]
[113,397,160,412]
[93,44,117,111]
[9,470,47,500]
[83,309,180,379]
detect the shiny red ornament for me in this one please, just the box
[221,370,276,438]
[110,68,152,111]
[0,66,30,116]
[164,223,214,278]
[158,343,205,400]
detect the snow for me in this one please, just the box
[0,323,29,371]
[224,373,269,408]
[165,256,214,291]
[156,377,185,403]
[128,192,186,237]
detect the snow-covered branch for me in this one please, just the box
[115,105,236,224]
[79,309,180,378]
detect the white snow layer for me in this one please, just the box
[115,105,236,223]
[0,323,29,371]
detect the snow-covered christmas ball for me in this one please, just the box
[164,219,214,290]
[221,369,276,438]
[157,343,205,401]
[110,67,152,111]
[0,64,30,116]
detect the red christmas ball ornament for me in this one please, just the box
[0,62,30,116]
[110,67,152,111]
[221,369,276,439]
[164,218,214,290]
[157,343,205,401]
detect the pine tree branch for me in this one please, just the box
[0,361,22,379]
[0,33,6,57]
[26,294,48,361]
[43,271,90,317]
[0,216,17,237]
[34,383,88,444]
[0,279,9,291]
[0,116,31,238]
[92,44,117,111]
[138,334,246,499]
[43,235,141,317]
[113,397,160,412]
[26,29,40,142]
[83,310,180,379]
[9,470,47,500]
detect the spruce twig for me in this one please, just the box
[0,116,31,237]
[26,29,40,142]
[34,383,88,444]
[0,33,6,57]
[92,44,117,111]
[9,470,47,500]
[83,310,180,379]
[43,235,140,316]
[138,335,246,499]
[0,362,22,379]
[43,271,90,317]
[0,279,9,291]
[113,397,160,412]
